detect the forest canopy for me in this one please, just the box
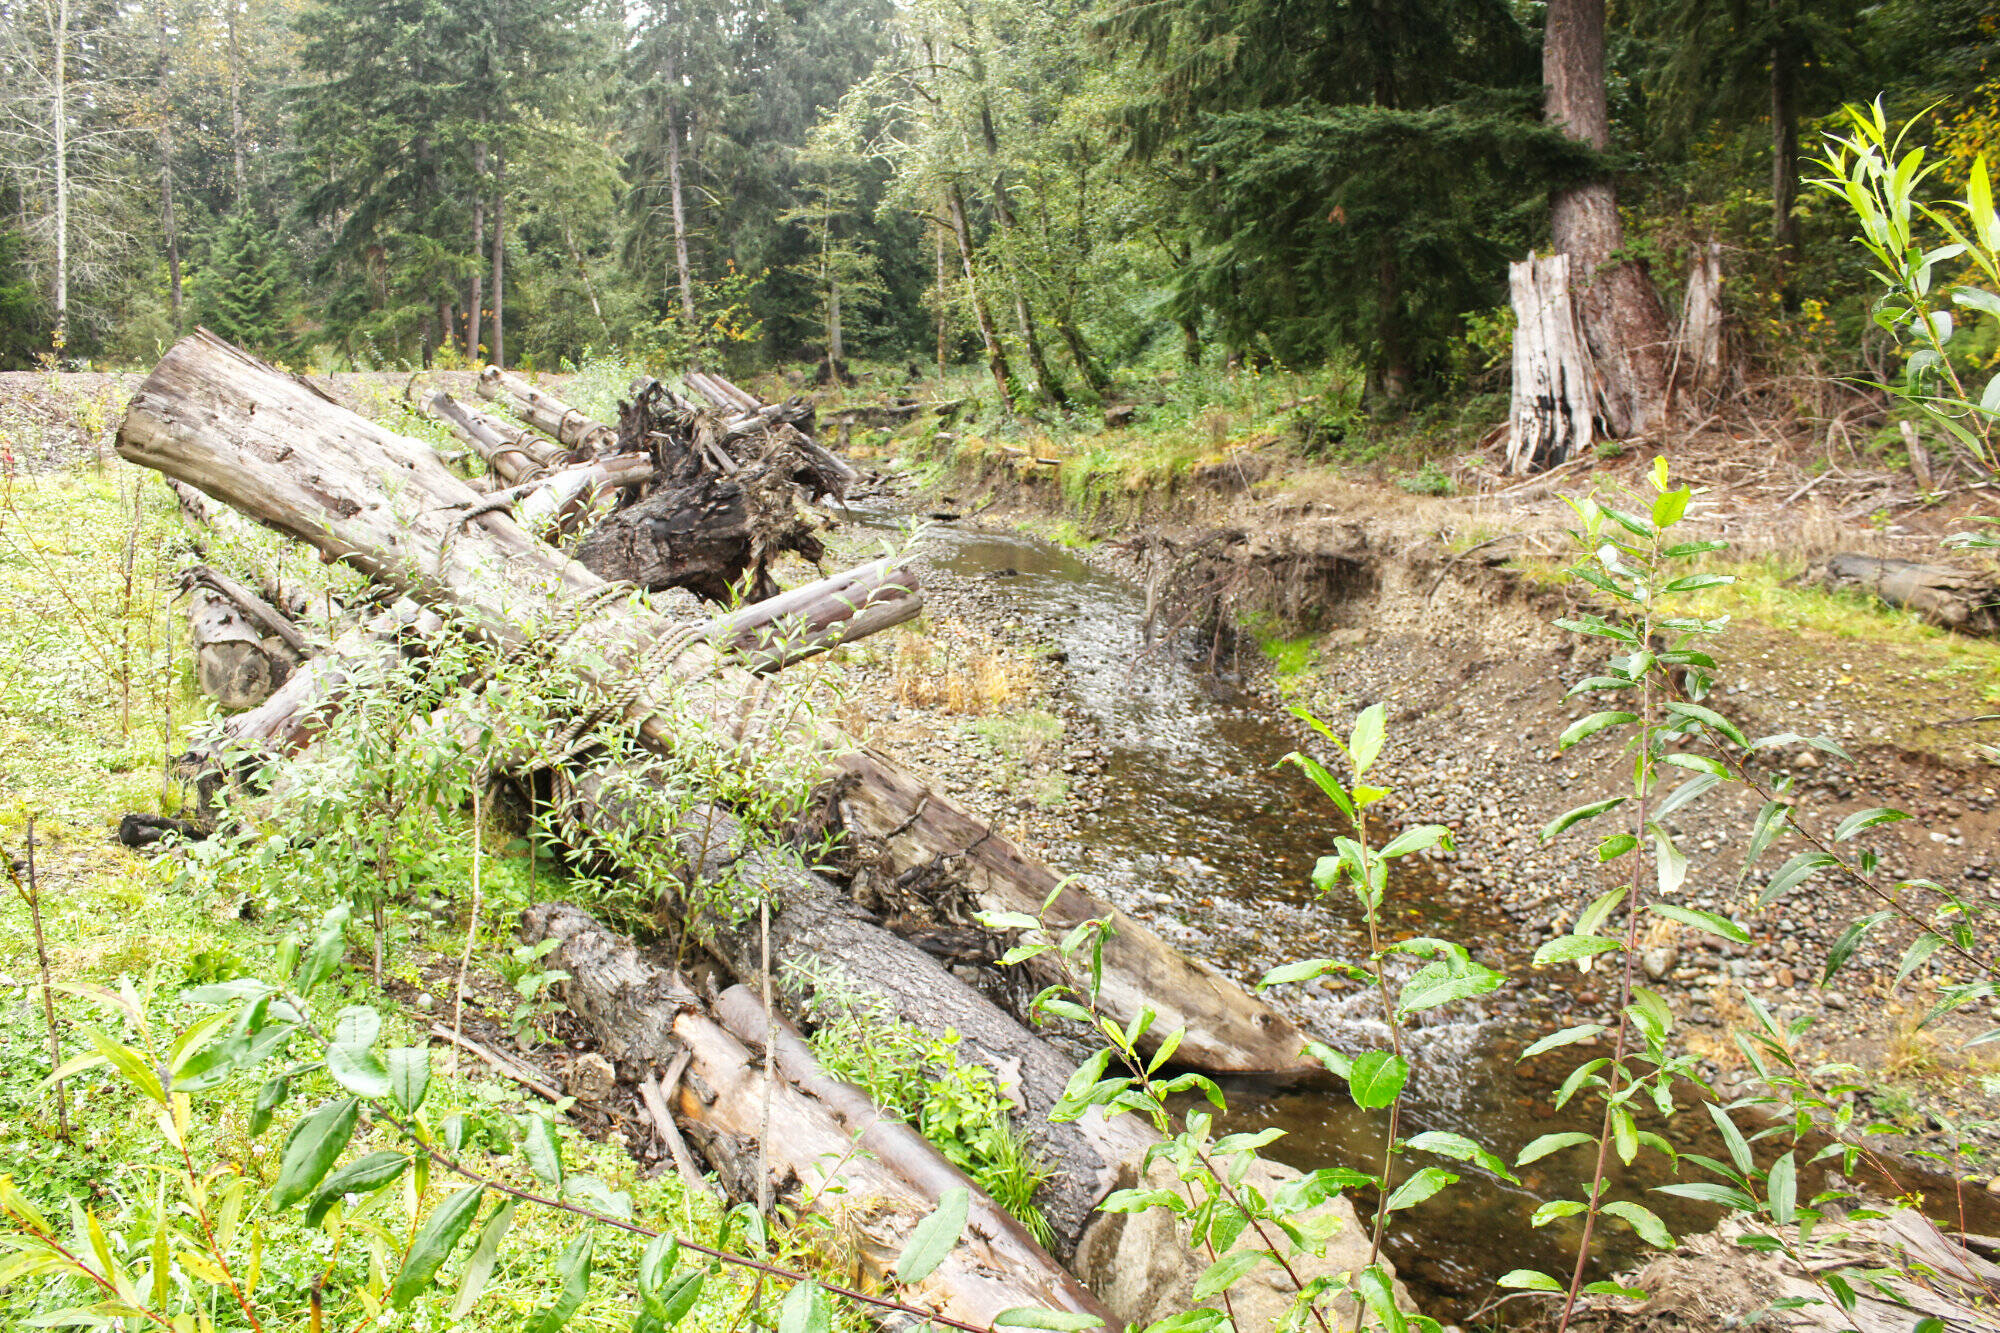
[0,0,1994,400]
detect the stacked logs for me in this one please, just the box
[123,331,1390,1329]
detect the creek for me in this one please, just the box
[842,502,1981,1321]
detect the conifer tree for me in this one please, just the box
[199,206,287,350]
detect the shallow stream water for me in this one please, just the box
[843,503,1982,1319]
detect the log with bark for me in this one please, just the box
[185,584,291,709]
[520,902,1116,1332]
[476,365,617,456]
[1809,554,2000,638]
[115,330,1308,1078]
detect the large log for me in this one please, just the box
[521,903,1115,1332]
[1811,553,2000,638]
[187,587,282,709]
[476,365,617,456]
[115,331,1306,1077]
[551,773,1148,1254]
[571,472,824,602]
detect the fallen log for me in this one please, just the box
[477,365,617,456]
[703,557,918,671]
[181,564,309,658]
[186,586,288,709]
[1809,553,2000,637]
[425,391,574,482]
[547,772,1147,1254]
[521,902,1115,1332]
[116,331,1307,1078]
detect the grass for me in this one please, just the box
[0,450,867,1330]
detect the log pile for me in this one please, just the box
[120,331,1378,1328]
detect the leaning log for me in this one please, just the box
[115,331,1306,1077]
[1811,553,2000,638]
[425,391,574,482]
[477,366,617,456]
[521,903,1116,1332]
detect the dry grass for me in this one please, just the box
[891,625,1040,714]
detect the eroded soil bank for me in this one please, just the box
[812,440,2000,1321]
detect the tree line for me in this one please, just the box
[0,0,1993,405]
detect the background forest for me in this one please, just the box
[0,0,1996,409]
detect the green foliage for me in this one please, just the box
[198,208,291,352]
[806,999,1055,1246]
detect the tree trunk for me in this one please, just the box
[519,903,1118,1329]
[946,185,1017,414]
[52,0,68,344]
[469,137,486,357]
[1506,255,1597,472]
[1543,0,1674,438]
[935,217,950,380]
[187,588,286,710]
[562,222,610,339]
[1810,555,2000,638]
[1770,37,1799,274]
[115,332,1307,1077]
[1679,239,1724,399]
[425,391,580,480]
[490,144,505,369]
[1372,246,1410,405]
[227,0,245,200]
[664,93,696,326]
[989,179,1065,408]
[155,0,182,333]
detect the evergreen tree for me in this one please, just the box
[198,206,287,349]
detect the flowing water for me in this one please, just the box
[843,504,1986,1319]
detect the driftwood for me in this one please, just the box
[572,472,825,602]
[426,391,574,480]
[476,366,617,456]
[677,372,858,493]
[115,331,1304,1079]
[1810,554,2000,638]
[521,902,1114,1332]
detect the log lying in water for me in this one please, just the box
[1810,553,2000,638]
[115,331,1303,1078]
[520,902,1115,1332]
[477,365,617,456]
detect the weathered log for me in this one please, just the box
[187,587,285,709]
[181,564,309,658]
[681,369,858,491]
[521,902,1115,1332]
[116,331,1305,1078]
[1507,253,1598,474]
[476,365,617,456]
[1810,554,2000,638]
[827,751,1308,1075]
[425,390,573,482]
[571,472,824,602]
[703,557,918,671]
[547,773,1147,1254]
[1676,239,1724,398]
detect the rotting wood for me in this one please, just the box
[186,586,286,709]
[1809,554,1999,638]
[1507,253,1598,474]
[570,470,825,603]
[521,902,1115,1332]
[180,563,308,657]
[116,331,1305,1078]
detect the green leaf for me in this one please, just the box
[249,1075,289,1137]
[1825,912,1892,982]
[1664,702,1751,750]
[450,1200,516,1320]
[1654,1182,1756,1209]
[325,1043,391,1099]
[388,1184,485,1308]
[1531,1199,1586,1227]
[1541,796,1628,841]
[1349,704,1386,775]
[1648,904,1750,946]
[1601,1200,1674,1248]
[1354,1264,1406,1333]
[1651,486,1691,528]
[1516,1131,1595,1166]
[1405,1131,1518,1184]
[1281,752,1356,822]
[1533,936,1622,967]
[1766,1153,1797,1226]
[1832,807,1909,842]
[1707,1103,1752,1176]
[1257,958,1342,990]
[294,903,351,996]
[1396,959,1503,1017]
[1558,713,1639,752]
[1192,1249,1263,1301]
[1384,1166,1456,1211]
[993,1310,1106,1331]
[895,1187,967,1284]
[1379,825,1450,859]
[304,1151,409,1226]
[1518,1026,1604,1062]
[1497,1269,1563,1292]
[522,1116,564,1188]
[270,1099,360,1210]
[1758,851,1838,907]
[527,1230,595,1333]
[386,1048,430,1114]
[1346,1051,1408,1110]
[332,1005,381,1052]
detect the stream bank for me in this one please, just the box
[807,446,2000,1322]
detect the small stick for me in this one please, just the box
[9,817,69,1139]
[427,1023,564,1104]
[641,1052,714,1201]
[450,778,486,1079]
[756,893,774,1217]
